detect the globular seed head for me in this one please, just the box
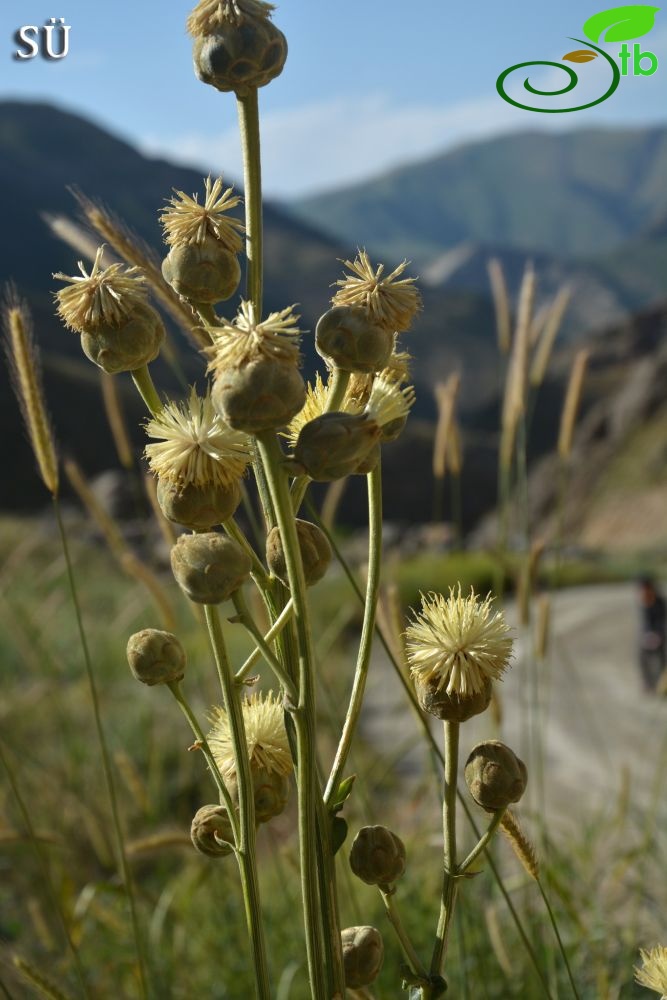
[126,628,186,686]
[293,411,379,481]
[464,740,527,812]
[211,357,306,434]
[192,17,287,96]
[170,531,251,604]
[161,237,241,304]
[349,825,406,888]
[342,926,384,989]
[414,673,493,722]
[266,519,332,587]
[157,477,241,530]
[190,804,235,858]
[316,305,394,374]
[80,302,165,374]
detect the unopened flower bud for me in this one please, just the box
[192,16,287,97]
[190,804,235,858]
[81,303,165,375]
[349,825,406,888]
[415,674,493,722]
[464,740,527,812]
[266,519,332,587]
[228,767,290,824]
[342,926,384,989]
[161,236,241,305]
[126,628,186,686]
[212,357,306,434]
[170,532,251,604]
[157,478,241,530]
[293,412,379,481]
[316,305,394,374]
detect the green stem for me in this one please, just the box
[256,431,341,999]
[167,682,239,844]
[223,517,271,590]
[235,598,295,683]
[430,720,460,977]
[0,740,91,999]
[458,809,505,874]
[237,91,263,317]
[131,364,163,416]
[53,499,149,999]
[231,590,298,700]
[380,888,429,982]
[324,462,382,804]
[537,877,581,1000]
[204,605,271,999]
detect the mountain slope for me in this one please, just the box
[291,127,667,265]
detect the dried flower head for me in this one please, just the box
[365,376,415,429]
[285,371,362,448]
[208,691,292,780]
[635,946,667,998]
[333,251,421,332]
[206,301,301,371]
[53,247,147,334]
[187,0,275,36]
[145,387,250,489]
[382,342,412,384]
[160,177,244,253]
[406,587,513,697]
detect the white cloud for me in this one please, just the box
[140,36,667,199]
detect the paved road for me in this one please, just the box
[360,583,667,826]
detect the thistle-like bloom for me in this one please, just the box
[208,691,293,780]
[333,252,421,332]
[187,0,275,36]
[635,946,667,997]
[285,371,362,448]
[160,176,244,253]
[54,247,147,334]
[365,375,415,429]
[206,300,302,371]
[145,387,250,488]
[406,588,513,697]
[382,343,413,385]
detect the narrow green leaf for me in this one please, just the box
[331,773,356,814]
[331,816,348,855]
[583,5,660,43]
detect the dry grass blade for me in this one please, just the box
[558,348,590,460]
[536,594,551,660]
[530,286,572,388]
[13,956,74,1000]
[3,292,59,497]
[501,810,539,879]
[500,263,535,470]
[487,258,512,355]
[100,373,134,470]
[433,373,461,480]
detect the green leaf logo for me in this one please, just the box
[563,49,599,61]
[583,5,661,43]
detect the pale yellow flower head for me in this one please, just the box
[365,375,415,429]
[187,0,275,36]
[285,371,363,448]
[382,342,413,384]
[333,251,421,332]
[53,247,147,334]
[206,300,302,371]
[635,946,667,998]
[144,387,250,488]
[160,176,244,252]
[406,588,513,698]
[208,691,293,780]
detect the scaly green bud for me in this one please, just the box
[316,305,394,374]
[190,804,235,858]
[342,926,384,989]
[349,825,406,888]
[266,519,332,587]
[170,532,251,604]
[161,236,241,305]
[126,628,186,686]
[464,740,527,812]
[157,478,241,530]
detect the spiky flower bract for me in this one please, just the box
[285,371,363,448]
[187,0,275,36]
[206,301,301,370]
[333,251,421,332]
[208,692,293,780]
[365,376,415,429]
[54,247,147,334]
[635,946,667,997]
[406,587,513,697]
[160,177,244,252]
[144,387,250,488]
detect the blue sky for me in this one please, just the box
[1,2,666,196]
